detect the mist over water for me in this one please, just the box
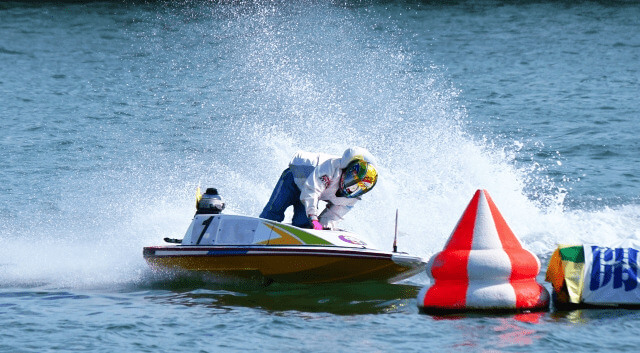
[1,0,639,290]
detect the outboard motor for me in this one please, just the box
[196,188,225,214]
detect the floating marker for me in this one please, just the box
[417,189,549,313]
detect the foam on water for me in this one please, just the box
[1,0,639,290]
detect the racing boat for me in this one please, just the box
[143,188,426,285]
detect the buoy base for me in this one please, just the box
[419,304,549,315]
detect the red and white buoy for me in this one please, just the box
[417,189,549,313]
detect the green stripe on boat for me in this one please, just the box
[270,222,333,245]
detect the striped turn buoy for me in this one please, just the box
[417,189,549,313]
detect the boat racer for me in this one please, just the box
[259,147,378,230]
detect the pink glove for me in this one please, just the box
[311,220,323,230]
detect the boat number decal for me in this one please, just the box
[196,216,214,245]
[339,235,366,246]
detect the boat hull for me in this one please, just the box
[143,245,426,284]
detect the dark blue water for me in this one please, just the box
[1,1,640,351]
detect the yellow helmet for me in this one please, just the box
[339,160,378,198]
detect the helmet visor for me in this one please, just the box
[340,160,377,198]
